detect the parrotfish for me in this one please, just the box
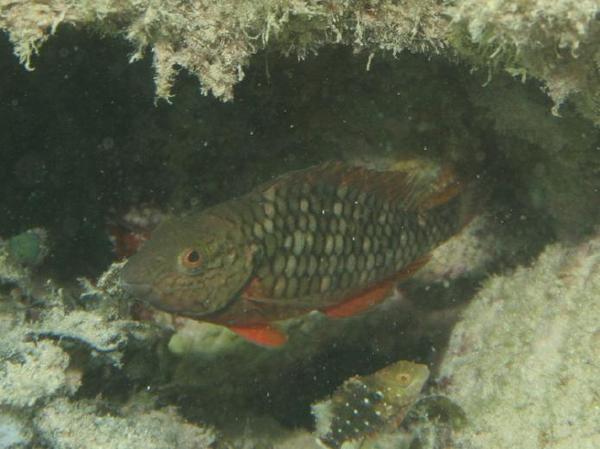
[121,161,477,347]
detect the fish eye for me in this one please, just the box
[180,248,202,269]
[396,372,412,385]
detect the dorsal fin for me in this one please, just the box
[255,161,463,211]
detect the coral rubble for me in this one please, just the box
[0,231,215,449]
[35,399,215,449]
[0,411,31,449]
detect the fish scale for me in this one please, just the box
[248,179,449,300]
[120,161,477,346]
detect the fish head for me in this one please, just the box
[120,212,256,318]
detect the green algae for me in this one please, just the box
[7,228,48,267]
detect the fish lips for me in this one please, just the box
[120,280,163,306]
[120,280,189,315]
[120,277,231,318]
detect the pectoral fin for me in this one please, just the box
[227,323,288,347]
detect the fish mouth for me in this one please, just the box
[120,280,162,304]
[120,279,216,317]
[120,268,238,318]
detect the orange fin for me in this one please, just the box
[393,254,431,282]
[324,254,432,319]
[227,324,288,347]
[324,281,395,319]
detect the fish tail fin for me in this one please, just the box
[427,169,489,236]
[418,165,463,210]
[387,159,489,233]
[455,177,486,231]
[384,160,487,233]
[397,162,487,239]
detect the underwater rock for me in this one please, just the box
[414,214,496,284]
[466,76,600,238]
[0,287,79,410]
[0,412,31,449]
[0,0,444,101]
[35,398,216,449]
[438,232,600,449]
[2,0,598,121]
[0,260,157,408]
[0,247,217,448]
[0,338,79,409]
[312,360,429,449]
[448,0,600,124]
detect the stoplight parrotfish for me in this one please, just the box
[121,161,478,347]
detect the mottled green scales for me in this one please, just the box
[241,164,461,303]
[121,161,475,345]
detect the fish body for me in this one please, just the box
[312,360,430,449]
[121,162,475,346]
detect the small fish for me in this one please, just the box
[121,161,477,346]
[312,360,430,449]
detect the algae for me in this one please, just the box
[2,0,599,124]
[7,228,49,267]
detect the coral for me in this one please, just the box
[437,232,600,449]
[35,398,215,449]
